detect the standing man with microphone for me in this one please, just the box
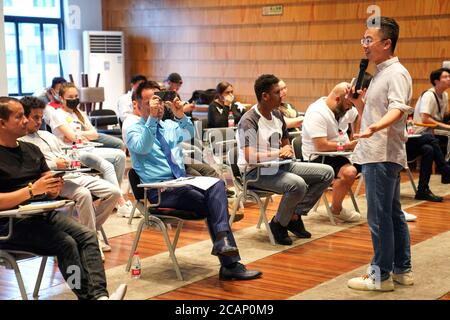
[347,17,414,292]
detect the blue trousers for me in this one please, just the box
[147,180,240,266]
[363,162,412,280]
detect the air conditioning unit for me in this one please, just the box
[83,31,125,112]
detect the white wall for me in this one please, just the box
[64,0,102,85]
[0,0,8,96]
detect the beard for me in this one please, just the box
[334,103,348,121]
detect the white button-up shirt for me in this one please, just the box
[352,57,413,168]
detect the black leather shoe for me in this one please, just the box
[269,217,292,245]
[228,212,244,223]
[211,237,239,257]
[226,189,236,198]
[415,189,443,202]
[287,217,312,238]
[219,262,262,281]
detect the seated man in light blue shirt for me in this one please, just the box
[126,81,262,281]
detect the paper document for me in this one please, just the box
[166,176,220,190]
[18,200,69,212]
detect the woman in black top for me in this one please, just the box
[207,82,245,128]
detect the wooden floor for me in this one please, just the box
[1,170,450,300]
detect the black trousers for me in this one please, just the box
[406,134,450,192]
[0,211,107,300]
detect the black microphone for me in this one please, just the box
[352,58,369,98]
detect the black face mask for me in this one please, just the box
[66,98,80,109]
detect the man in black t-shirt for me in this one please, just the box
[0,97,126,300]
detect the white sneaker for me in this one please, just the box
[392,271,414,285]
[335,207,361,222]
[117,201,142,218]
[403,211,417,222]
[347,274,394,291]
[109,284,127,300]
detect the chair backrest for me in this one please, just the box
[90,109,119,127]
[79,87,105,103]
[291,137,303,161]
[128,168,145,201]
[207,127,237,159]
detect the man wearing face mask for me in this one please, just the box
[301,82,362,223]
[208,81,246,128]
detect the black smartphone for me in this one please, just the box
[155,90,177,102]
[52,171,66,178]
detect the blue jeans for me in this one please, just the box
[147,180,240,267]
[94,132,125,150]
[362,162,412,280]
[0,211,107,300]
[246,162,334,226]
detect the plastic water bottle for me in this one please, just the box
[337,130,345,152]
[69,143,81,169]
[228,111,235,127]
[130,251,141,279]
[407,116,415,135]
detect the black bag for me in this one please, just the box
[188,89,216,105]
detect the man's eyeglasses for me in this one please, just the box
[360,37,387,46]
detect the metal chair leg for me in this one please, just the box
[5,255,28,300]
[229,193,244,226]
[127,201,138,225]
[125,218,146,272]
[348,188,360,213]
[153,218,184,281]
[322,194,336,225]
[99,226,109,246]
[355,175,364,198]
[257,197,271,229]
[32,256,48,299]
[406,167,418,194]
[253,195,276,245]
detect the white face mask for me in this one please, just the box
[223,94,234,105]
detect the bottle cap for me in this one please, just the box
[134,250,139,255]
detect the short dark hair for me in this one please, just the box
[254,74,280,102]
[20,96,46,117]
[378,16,399,53]
[0,96,21,120]
[51,77,67,89]
[430,68,450,86]
[166,72,182,84]
[135,80,161,100]
[130,74,147,84]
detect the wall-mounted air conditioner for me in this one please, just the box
[83,31,125,112]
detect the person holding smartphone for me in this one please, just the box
[0,96,127,300]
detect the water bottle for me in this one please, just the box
[407,116,415,135]
[337,130,345,152]
[130,251,141,279]
[228,111,235,127]
[70,143,81,169]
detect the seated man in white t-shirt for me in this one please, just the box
[302,82,361,222]
[412,67,450,159]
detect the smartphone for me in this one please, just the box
[155,90,177,102]
[52,171,66,178]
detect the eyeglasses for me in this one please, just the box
[360,37,387,46]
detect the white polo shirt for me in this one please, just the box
[301,97,358,161]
